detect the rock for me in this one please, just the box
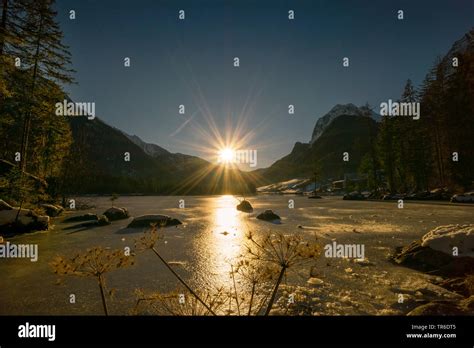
[103,207,129,221]
[340,295,352,305]
[459,296,474,312]
[236,200,253,213]
[393,239,474,277]
[407,301,466,316]
[426,187,452,201]
[437,277,471,297]
[0,199,13,211]
[391,279,463,302]
[0,207,49,235]
[415,291,423,297]
[41,204,63,217]
[343,191,366,200]
[308,193,322,199]
[127,214,182,228]
[451,192,474,203]
[64,213,99,223]
[67,214,110,229]
[390,294,426,312]
[382,193,406,201]
[421,224,474,257]
[256,210,281,222]
[404,191,430,200]
[307,277,324,286]
[353,258,373,266]
[97,215,110,226]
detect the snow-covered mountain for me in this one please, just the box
[310,103,381,144]
[122,133,170,157]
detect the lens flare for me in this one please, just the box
[218,148,235,163]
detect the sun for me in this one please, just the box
[218,148,235,163]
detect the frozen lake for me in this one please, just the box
[1,195,473,315]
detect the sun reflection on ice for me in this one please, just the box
[204,195,246,288]
[214,195,240,233]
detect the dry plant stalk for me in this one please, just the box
[135,224,217,315]
[50,247,135,315]
[231,258,279,315]
[244,231,320,315]
[134,287,226,316]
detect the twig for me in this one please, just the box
[151,247,216,315]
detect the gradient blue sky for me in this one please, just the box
[55,0,474,168]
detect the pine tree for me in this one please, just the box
[13,0,74,173]
[0,0,74,207]
[390,80,417,192]
[420,58,449,187]
[0,0,10,91]
[361,102,378,190]
[0,0,28,98]
[400,79,428,191]
[376,115,396,192]
[0,0,27,163]
[444,50,474,189]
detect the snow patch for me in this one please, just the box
[310,103,381,144]
[421,224,474,257]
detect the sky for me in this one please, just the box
[55,0,474,169]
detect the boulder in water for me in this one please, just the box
[103,207,129,221]
[256,210,281,222]
[421,224,474,257]
[0,207,49,235]
[41,204,64,217]
[64,213,99,223]
[450,192,474,203]
[343,191,366,200]
[236,200,253,213]
[66,214,110,229]
[0,199,13,211]
[97,215,111,226]
[393,224,474,277]
[127,214,182,228]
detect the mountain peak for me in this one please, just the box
[330,103,359,113]
[449,28,474,54]
[310,103,380,144]
[121,132,170,157]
